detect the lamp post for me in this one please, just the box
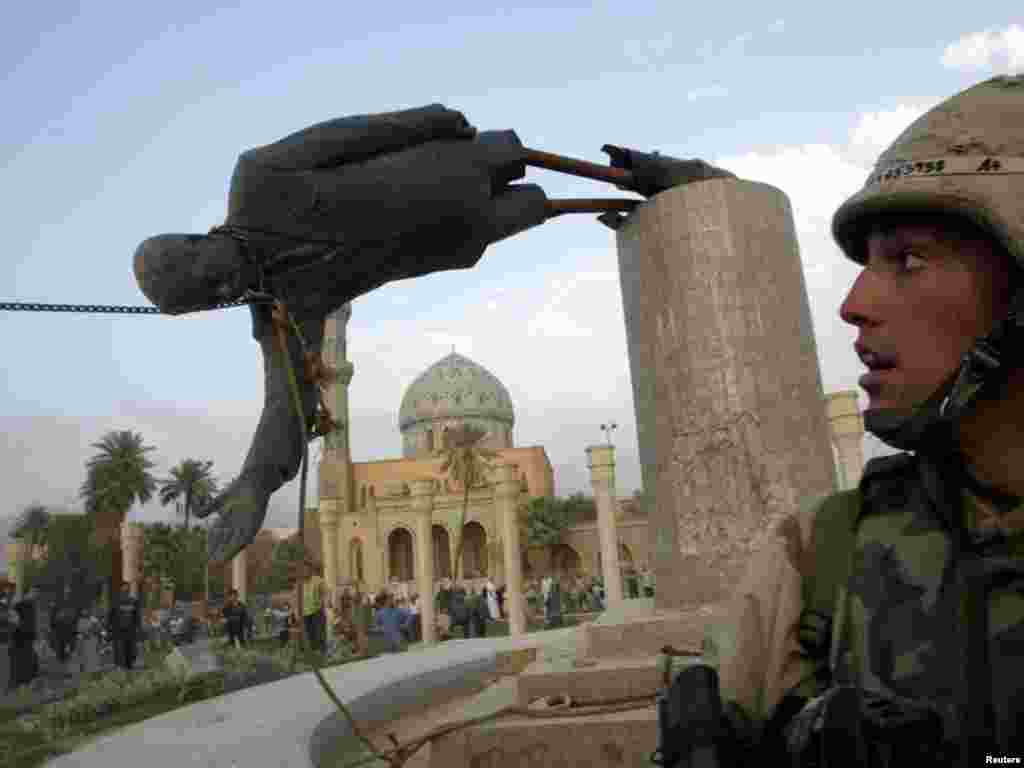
[600,422,618,447]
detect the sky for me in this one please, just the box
[2,3,1022,569]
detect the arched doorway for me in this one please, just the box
[461,521,487,578]
[432,525,451,580]
[349,538,364,583]
[388,528,414,582]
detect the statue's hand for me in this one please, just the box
[160,105,549,565]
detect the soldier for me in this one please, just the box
[108,581,141,671]
[689,75,1024,765]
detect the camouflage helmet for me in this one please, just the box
[831,75,1024,452]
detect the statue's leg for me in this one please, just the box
[199,302,325,562]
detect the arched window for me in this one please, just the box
[360,485,366,508]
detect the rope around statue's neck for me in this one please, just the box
[270,299,659,767]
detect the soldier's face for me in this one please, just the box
[840,219,1012,412]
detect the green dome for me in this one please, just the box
[398,352,515,432]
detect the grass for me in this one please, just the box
[0,635,358,768]
[0,675,223,768]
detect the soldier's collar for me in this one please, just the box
[959,464,1023,515]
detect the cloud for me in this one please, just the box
[845,104,930,167]
[622,31,675,68]
[941,24,1024,74]
[686,84,728,102]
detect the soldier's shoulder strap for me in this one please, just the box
[801,453,916,656]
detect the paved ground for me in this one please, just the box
[35,625,580,768]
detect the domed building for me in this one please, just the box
[315,310,556,598]
[398,352,516,458]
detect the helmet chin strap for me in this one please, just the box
[865,289,1024,455]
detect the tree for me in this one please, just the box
[563,492,597,525]
[140,522,180,588]
[266,538,306,594]
[29,512,106,625]
[523,496,572,571]
[11,503,51,590]
[79,430,159,603]
[435,424,498,581]
[158,459,219,530]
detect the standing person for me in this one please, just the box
[277,602,296,648]
[639,564,654,598]
[541,574,553,625]
[485,579,500,621]
[470,588,489,638]
[50,596,76,665]
[664,77,1024,763]
[301,560,326,654]
[625,567,640,600]
[407,594,421,643]
[222,590,249,649]
[546,577,563,628]
[6,592,39,691]
[75,611,101,676]
[108,582,141,671]
[448,583,470,639]
[373,593,412,653]
[495,584,506,619]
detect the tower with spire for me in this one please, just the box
[317,303,354,599]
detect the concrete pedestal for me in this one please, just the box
[586,445,623,607]
[495,463,526,636]
[410,479,437,645]
[614,178,837,609]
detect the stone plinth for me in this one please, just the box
[614,179,837,610]
[580,607,721,660]
[430,706,658,768]
[495,463,526,636]
[826,390,865,490]
[586,444,623,607]
[516,656,663,707]
[409,479,437,645]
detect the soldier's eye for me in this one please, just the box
[899,248,927,272]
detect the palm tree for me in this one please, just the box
[79,430,159,604]
[435,424,498,581]
[158,459,219,530]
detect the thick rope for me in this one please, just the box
[271,298,673,767]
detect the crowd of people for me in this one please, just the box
[3,559,654,690]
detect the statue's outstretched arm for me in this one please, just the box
[132,104,732,563]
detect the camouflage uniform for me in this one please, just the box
[712,75,1024,763]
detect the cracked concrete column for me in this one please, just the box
[121,522,144,597]
[826,390,865,490]
[613,178,837,609]
[409,479,437,645]
[587,444,624,607]
[495,463,526,636]
[231,548,248,603]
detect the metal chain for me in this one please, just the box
[0,292,276,316]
